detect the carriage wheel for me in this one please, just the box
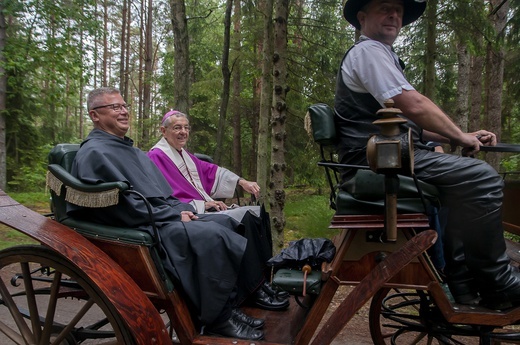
[367,287,507,345]
[0,245,137,345]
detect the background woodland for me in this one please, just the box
[0,0,519,248]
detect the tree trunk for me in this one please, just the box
[469,54,484,132]
[423,0,437,99]
[484,0,508,170]
[455,42,470,132]
[137,0,144,146]
[102,0,108,86]
[232,0,242,175]
[79,27,85,139]
[257,0,274,205]
[270,0,289,252]
[141,0,153,148]
[214,0,233,164]
[0,3,6,190]
[124,4,131,101]
[119,0,128,98]
[170,0,190,114]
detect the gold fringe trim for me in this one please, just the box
[65,187,120,208]
[46,171,63,196]
[304,111,313,139]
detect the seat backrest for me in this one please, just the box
[194,153,214,163]
[306,103,337,146]
[306,103,340,209]
[48,144,80,222]
[306,103,440,215]
[48,143,80,172]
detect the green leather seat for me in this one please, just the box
[47,143,155,246]
[306,103,440,215]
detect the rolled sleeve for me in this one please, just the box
[342,40,414,106]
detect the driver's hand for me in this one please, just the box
[471,130,497,146]
[454,130,497,156]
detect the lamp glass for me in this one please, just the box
[376,142,401,169]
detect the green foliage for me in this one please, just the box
[284,189,337,243]
[3,0,520,204]
[0,191,48,250]
[9,192,51,207]
[7,144,54,192]
[501,154,520,174]
[0,227,37,251]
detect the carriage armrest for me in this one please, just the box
[48,164,129,195]
[47,163,129,222]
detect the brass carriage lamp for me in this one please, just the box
[367,99,414,175]
[366,99,414,242]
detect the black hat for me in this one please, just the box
[343,0,427,30]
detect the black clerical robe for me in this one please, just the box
[67,128,260,325]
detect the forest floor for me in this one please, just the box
[316,285,374,344]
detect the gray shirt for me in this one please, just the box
[340,35,415,107]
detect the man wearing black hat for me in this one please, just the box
[335,0,520,310]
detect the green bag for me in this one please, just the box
[272,268,322,296]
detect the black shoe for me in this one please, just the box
[254,286,290,311]
[453,292,481,306]
[480,285,520,310]
[206,317,264,340]
[262,281,290,299]
[446,278,480,305]
[231,308,265,329]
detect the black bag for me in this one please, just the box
[267,238,336,297]
[267,238,336,269]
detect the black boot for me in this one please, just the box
[443,235,480,305]
[460,208,520,310]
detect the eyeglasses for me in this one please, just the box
[92,103,131,112]
[170,125,191,133]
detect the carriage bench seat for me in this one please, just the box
[336,169,440,215]
[306,103,440,216]
[47,144,175,296]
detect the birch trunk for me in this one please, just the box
[170,0,190,114]
[270,0,289,252]
[257,0,274,205]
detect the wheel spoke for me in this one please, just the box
[39,270,62,345]
[51,298,95,345]
[0,319,25,344]
[21,261,42,340]
[0,246,136,344]
[371,288,503,345]
[0,272,35,344]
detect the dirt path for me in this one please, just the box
[323,286,373,345]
